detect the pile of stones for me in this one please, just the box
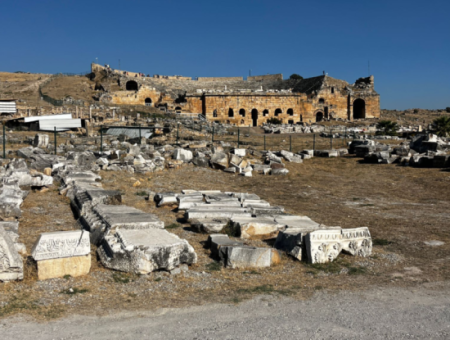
[54,165,197,276]
[0,159,52,281]
[156,190,372,268]
[350,134,450,167]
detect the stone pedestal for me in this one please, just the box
[37,254,91,280]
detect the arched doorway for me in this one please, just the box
[213,109,218,117]
[126,80,138,91]
[239,109,246,117]
[287,108,294,116]
[145,98,152,107]
[316,111,324,122]
[275,108,282,116]
[175,106,182,113]
[318,98,325,105]
[353,99,366,119]
[263,109,269,116]
[251,109,258,127]
[228,108,234,118]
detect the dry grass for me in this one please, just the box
[1,137,449,321]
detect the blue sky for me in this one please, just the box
[1,0,449,109]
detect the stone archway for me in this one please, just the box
[316,111,324,122]
[353,99,366,119]
[145,98,152,107]
[126,80,138,91]
[251,109,258,127]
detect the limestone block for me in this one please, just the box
[173,149,193,162]
[0,226,23,282]
[127,145,141,156]
[340,227,372,257]
[191,218,229,233]
[32,230,90,261]
[231,216,285,240]
[43,168,52,176]
[98,228,197,274]
[233,149,246,157]
[306,229,343,264]
[33,134,49,148]
[274,229,305,261]
[271,168,289,175]
[210,152,229,169]
[37,254,91,280]
[225,246,281,269]
[207,234,280,268]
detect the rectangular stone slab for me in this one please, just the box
[31,230,91,261]
[94,204,164,229]
[37,254,91,280]
[98,228,197,274]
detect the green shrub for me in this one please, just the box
[433,116,450,137]
[267,117,282,125]
[376,120,399,136]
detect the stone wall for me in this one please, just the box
[100,87,160,106]
[248,74,283,82]
[200,94,306,126]
[197,77,244,81]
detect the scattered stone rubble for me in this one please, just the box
[53,164,197,275]
[156,190,372,267]
[0,158,52,281]
[349,133,450,167]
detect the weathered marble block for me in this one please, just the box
[0,226,23,282]
[98,228,197,274]
[305,228,343,264]
[31,230,91,261]
[340,227,372,257]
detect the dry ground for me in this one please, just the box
[1,154,449,321]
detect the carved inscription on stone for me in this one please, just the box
[32,230,90,261]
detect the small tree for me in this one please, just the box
[376,120,399,136]
[433,116,450,137]
[446,107,450,113]
[289,74,303,80]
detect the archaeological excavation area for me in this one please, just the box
[0,118,449,320]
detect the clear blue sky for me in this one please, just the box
[1,0,449,110]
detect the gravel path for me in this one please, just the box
[2,282,450,339]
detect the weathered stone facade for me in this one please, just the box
[93,63,380,125]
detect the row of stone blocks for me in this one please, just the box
[0,158,54,281]
[156,190,372,268]
[56,165,197,277]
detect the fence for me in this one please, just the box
[0,122,378,160]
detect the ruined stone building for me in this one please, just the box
[92,63,380,126]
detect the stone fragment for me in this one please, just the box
[233,149,246,157]
[43,168,52,176]
[305,228,343,264]
[340,227,372,257]
[207,234,280,268]
[33,134,49,148]
[271,168,289,175]
[231,216,285,240]
[98,228,197,274]
[190,218,229,233]
[0,226,23,282]
[424,240,445,246]
[173,149,193,162]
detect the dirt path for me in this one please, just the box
[2,282,449,339]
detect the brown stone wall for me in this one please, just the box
[197,77,244,81]
[248,74,283,82]
[202,94,306,126]
[104,87,160,106]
